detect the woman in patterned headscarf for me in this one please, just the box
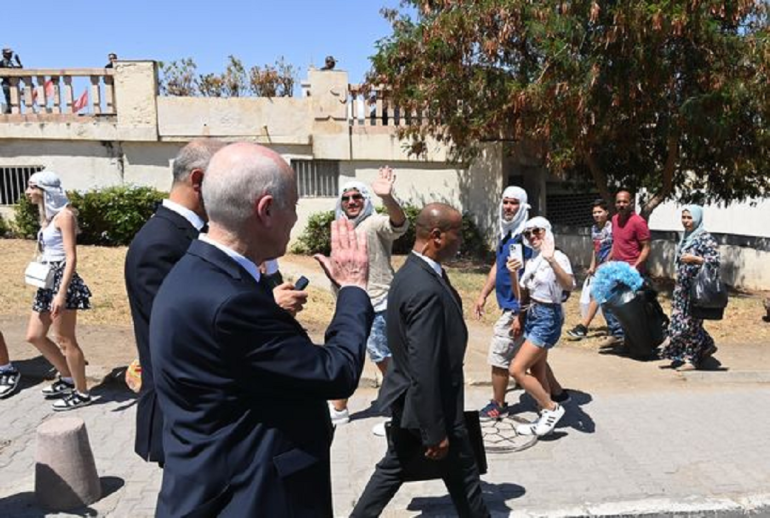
[661,205,720,371]
[24,171,93,410]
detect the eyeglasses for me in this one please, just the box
[523,228,545,238]
[341,194,363,203]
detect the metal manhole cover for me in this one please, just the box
[481,415,538,453]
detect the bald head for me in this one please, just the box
[414,203,463,262]
[203,142,296,232]
[415,203,461,239]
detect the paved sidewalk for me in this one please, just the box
[1,364,769,517]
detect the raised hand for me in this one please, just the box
[541,232,555,260]
[314,218,369,289]
[371,166,396,199]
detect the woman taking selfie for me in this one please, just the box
[509,217,574,437]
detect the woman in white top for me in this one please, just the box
[507,217,574,436]
[24,171,93,411]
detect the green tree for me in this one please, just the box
[158,58,198,96]
[370,1,770,218]
[198,73,226,97]
[222,55,248,97]
[249,57,298,97]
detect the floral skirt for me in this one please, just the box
[32,262,92,313]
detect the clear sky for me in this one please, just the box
[2,0,404,85]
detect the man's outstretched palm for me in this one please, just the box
[371,166,395,198]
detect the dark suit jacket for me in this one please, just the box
[124,204,199,463]
[378,253,468,446]
[150,240,373,517]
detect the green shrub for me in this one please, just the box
[0,213,9,238]
[290,210,336,255]
[291,204,490,260]
[69,186,166,246]
[12,185,166,246]
[13,194,40,239]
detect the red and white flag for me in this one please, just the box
[73,89,89,113]
[32,80,55,102]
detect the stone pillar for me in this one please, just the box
[35,417,101,510]
[114,60,159,141]
[308,69,350,160]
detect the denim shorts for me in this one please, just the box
[524,302,564,349]
[367,310,392,363]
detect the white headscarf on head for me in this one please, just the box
[499,186,530,239]
[521,216,553,249]
[28,170,70,221]
[335,181,374,228]
[519,216,556,287]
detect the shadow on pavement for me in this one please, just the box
[88,368,137,411]
[406,481,523,516]
[0,476,124,517]
[505,388,595,436]
[349,398,389,422]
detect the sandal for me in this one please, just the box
[676,362,698,372]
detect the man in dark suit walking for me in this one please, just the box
[150,142,373,517]
[352,204,490,518]
[124,138,224,465]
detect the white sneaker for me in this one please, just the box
[372,419,391,437]
[516,404,565,437]
[328,403,350,426]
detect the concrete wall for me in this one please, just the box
[157,97,311,143]
[648,198,770,239]
[558,230,770,291]
[0,139,123,191]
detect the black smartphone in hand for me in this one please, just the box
[294,276,310,290]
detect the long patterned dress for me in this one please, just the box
[662,232,720,365]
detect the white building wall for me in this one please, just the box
[647,198,770,238]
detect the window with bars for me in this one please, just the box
[0,165,45,205]
[546,190,602,227]
[291,160,339,198]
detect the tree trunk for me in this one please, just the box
[640,133,679,221]
[585,151,613,208]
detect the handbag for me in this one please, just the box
[384,411,487,482]
[689,263,728,320]
[24,260,54,289]
[579,276,602,319]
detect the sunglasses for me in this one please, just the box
[523,228,545,238]
[341,194,364,203]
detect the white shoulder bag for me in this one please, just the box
[24,235,55,290]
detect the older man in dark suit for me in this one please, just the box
[150,142,373,517]
[352,203,490,518]
[124,138,224,465]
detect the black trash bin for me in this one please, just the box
[604,282,668,360]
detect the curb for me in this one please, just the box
[682,370,770,384]
[510,493,770,517]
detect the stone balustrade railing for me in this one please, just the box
[349,83,424,127]
[0,68,116,116]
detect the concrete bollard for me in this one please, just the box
[35,417,101,510]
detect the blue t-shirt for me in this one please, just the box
[495,232,533,312]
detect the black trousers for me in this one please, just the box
[351,420,489,518]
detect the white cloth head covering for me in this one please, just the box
[335,181,374,228]
[499,186,530,239]
[521,216,553,249]
[28,171,69,221]
[520,216,556,288]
